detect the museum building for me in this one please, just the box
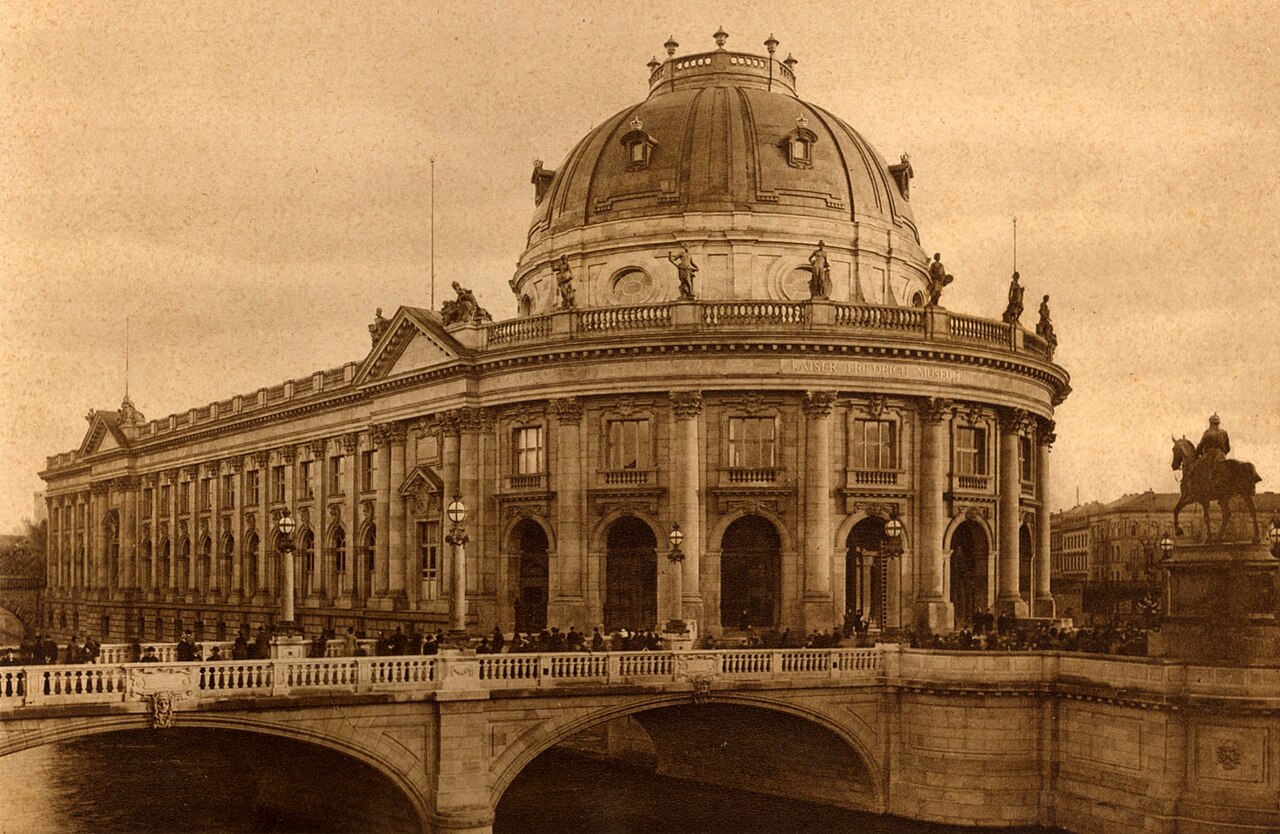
[38,32,1069,643]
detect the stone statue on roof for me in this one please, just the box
[441,282,492,326]
[368,308,391,346]
[1002,271,1025,324]
[1035,294,1057,356]
[552,256,577,309]
[808,241,832,299]
[926,253,954,306]
[667,245,698,300]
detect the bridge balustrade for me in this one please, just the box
[0,647,885,709]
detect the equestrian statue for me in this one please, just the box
[1170,414,1262,542]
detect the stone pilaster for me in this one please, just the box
[437,411,464,629]
[371,425,393,602]
[1034,420,1056,617]
[225,456,243,603]
[801,391,836,630]
[550,398,587,626]
[387,423,409,601]
[117,476,139,591]
[91,481,109,592]
[342,433,359,604]
[915,397,955,632]
[669,391,703,626]
[997,409,1029,617]
[457,409,485,612]
[309,438,328,601]
[253,450,270,603]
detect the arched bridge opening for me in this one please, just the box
[496,701,880,832]
[0,726,422,833]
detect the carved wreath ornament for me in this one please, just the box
[1215,741,1244,771]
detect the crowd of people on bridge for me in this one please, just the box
[907,618,1149,656]
[0,633,100,665]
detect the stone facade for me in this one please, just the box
[38,37,1069,643]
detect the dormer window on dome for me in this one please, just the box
[620,116,658,171]
[781,114,818,169]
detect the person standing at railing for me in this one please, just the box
[491,626,505,655]
[252,627,271,660]
[591,627,605,652]
[139,646,160,662]
[342,627,358,657]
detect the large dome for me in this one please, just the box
[512,34,929,314]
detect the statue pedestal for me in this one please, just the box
[1148,542,1280,665]
[270,635,307,659]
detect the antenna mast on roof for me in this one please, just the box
[430,155,437,311]
[125,316,130,398]
[1012,216,1017,273]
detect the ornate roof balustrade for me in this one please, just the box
[43,299,1060,474]
[467,301,1052,361]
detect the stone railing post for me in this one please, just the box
[770,650,785,675]
[436,652,484,693]
[923,305,950,341]
[271,660,290,696]
[606,652,621,683]
[355,656,371,693]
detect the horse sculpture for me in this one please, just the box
[1170,436,1262,542]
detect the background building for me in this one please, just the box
[38,35,1069,643]
[1051,491,1280,624]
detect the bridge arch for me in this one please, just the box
[490,691,885,815]
[0,712,430,830]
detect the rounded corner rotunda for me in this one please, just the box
[39,31,1069,648]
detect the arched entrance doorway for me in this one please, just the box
[949,520,990,629]
[846,517,886,628]
[604,517,657,631]
[511,519,549,633]
[720,515,781,630]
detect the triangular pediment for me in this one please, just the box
[78,410,128,456]
[354,306,469,385]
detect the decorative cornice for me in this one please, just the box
[917,397,953,424]
[670,391,703,419]
[457,407,489,433]
[801,390,836,418]
[550,397,583,425]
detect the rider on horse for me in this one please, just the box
[1194,414,1230,476]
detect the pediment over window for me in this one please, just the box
[399,465,444,517]
[780,115,819,169]
[354,306,470,386]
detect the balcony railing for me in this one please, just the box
[506,474,545,492]
[852,470,899,487]
[601,469,653,486]
[954,474,991,492]
[725,467,779,485]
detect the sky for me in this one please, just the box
[2,0,1278,532]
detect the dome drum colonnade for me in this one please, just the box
[37,32,1067,641]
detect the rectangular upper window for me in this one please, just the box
[246,470,260,505]
[853,419,897,470]
[159,485,171,515]
[1019,436,1034,482]
[300,460,315,500]
[513,426,544,476]
[955,426,987,476]
[729,417,776,469]
[178,481,190,509]
[418,520,439,581]
[199,478,211,511]
[271,465,285,503]
[220,474,235,508]
[329,455,345,494]
[360,450,375,492]
[607,419,652,470]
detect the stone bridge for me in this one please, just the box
[1,646,1278,834]
[0,576,40,639]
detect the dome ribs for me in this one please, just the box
[798,101,865,222]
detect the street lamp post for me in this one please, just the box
[445,496,469,635]
[881,516,905,632]
[667,522,685,625]
[276,509,297,630]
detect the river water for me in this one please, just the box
[0,734,1063,833]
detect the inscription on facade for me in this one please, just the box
[785,358,962,384]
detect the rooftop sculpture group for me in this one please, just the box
[441,281,493,326]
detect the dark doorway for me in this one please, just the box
[604,517,657,631]
[845,517,886,628]
[1018,523,1033,605]
[950,520,990,628]
[512,519,549,633]
[720,516,782,630]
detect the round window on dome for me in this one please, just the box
[610,269,657,304]
[781,267,813,301]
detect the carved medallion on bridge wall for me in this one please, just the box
[1195,726,1266,784]
[128,667,197,729]
[675,653,719,704]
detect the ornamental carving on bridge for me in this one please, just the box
[1216,741,1244,771]
[129,667,196,729]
